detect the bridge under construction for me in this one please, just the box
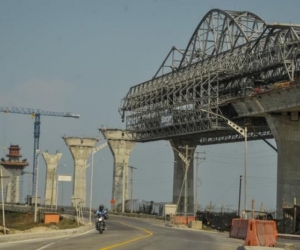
[112,9,300,216]
[3,9,297,217]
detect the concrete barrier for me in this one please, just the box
[255,220,277,246]
[188,221,202,229]
[230,219,240,238]
[231,219,278,247]
[244,219,259,246]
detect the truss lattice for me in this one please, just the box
[120,9,300,143]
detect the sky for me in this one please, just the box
[0,0,297,212]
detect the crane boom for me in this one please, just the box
[0,106,80,200]
[0,107,80,118]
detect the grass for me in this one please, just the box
[0,211,83,232]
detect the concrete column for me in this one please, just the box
[100,129,135,211]
[42,152,62,207]
[63,137,99,207]
[266,113,300,213]
[170,139,197,214]
[5,169,22,203]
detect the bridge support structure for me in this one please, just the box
[231,84,300,216]
[41,152,62,207]
[0,145,29,204]
[99,128,135,212]
[63,137,99,207]
[170,139,197,215]
[266,113,300,213]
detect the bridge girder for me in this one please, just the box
[120,9,300,142]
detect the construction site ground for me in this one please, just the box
[0,211,83,235]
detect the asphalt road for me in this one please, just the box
[0,215,299,250]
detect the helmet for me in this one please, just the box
[99,204,104,210]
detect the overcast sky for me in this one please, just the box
[0,0,297,212]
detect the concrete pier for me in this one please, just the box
[41,151,62,207]
[266,113,300,211]
[63,137,99,207]
[99,129,135,211]
[170,139,197,214]
[231,86,300,214]
[6,174,20,203]
[0,145,29,203]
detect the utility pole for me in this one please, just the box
[238,175,242,217]
[194,151,206,214]
[200,108,248,218]
[128,165,137,213]
[178,145,195,215]
[34,150,40,223]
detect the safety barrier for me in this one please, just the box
[244,220,259,246]
[172,215,195,225]
[230,219,278,246]
[254,220,277,246]
[230,219,249,239]
[187,216,195,225]
[237,219,249,239]
[229,219,240,238]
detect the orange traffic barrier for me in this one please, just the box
[44,212,60,224]
[237,219,248,239]
[244,220,259,246]
[230,219,249,239]
[173,215,187,225]
[172,215,195,225]
[230,219,278,247]
[241,220,278,246]
[186,216,195,224]
[229,219,240,238]
[255,220,278,246]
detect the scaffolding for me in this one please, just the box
[120,9,300,143]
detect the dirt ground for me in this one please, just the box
[0,211,83,235]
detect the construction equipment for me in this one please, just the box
[0,107,80,198]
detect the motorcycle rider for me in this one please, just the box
[95,204,108,230]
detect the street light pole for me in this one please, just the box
[238,175,242,217]
[86,142,106,223]
[89,149,95,225]
[244,127,248,216]
[34,149,40,223]
[56,173,59,210]
[56,164,66,209]
[200,108,248,217]
[0,169,10,235]
[128,165,137,213]
[122,159,126,213]
[184,146,188,215]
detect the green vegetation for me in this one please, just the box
[0,211,83,232]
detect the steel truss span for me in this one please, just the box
[119,9,300,143]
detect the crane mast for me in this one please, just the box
[0,107,80,198]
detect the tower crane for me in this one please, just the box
[0,107,80,198]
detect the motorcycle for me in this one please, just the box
[96,215,105,234]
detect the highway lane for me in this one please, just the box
[0,215,244,250]
[101,216,243,250]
